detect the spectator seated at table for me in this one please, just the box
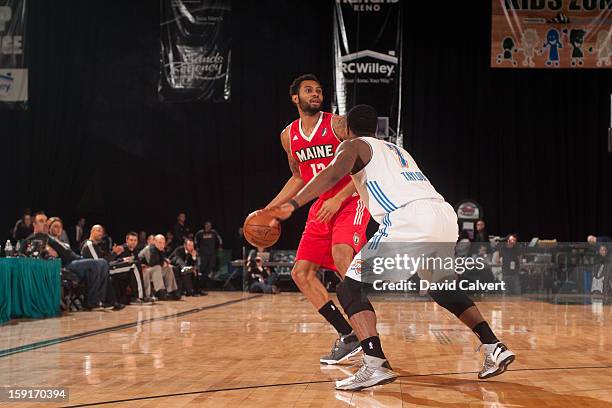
[23,212,118,310]
[48,217,71,246]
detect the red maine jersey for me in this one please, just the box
[288,112,352,200]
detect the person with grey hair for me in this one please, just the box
[138,234,181,300]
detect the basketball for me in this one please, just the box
[243,210,281,248]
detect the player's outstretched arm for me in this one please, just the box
[267,140,359,222]
[333,179,357,202]
[293,140,358,208]
[267,139,371,222]
[265,128,305,209]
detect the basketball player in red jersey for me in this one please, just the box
[266,74,369,364]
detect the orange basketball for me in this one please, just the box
[243,210,281,248]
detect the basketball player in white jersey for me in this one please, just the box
[268,105,515,391]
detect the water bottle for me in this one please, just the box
[4,240,13,257]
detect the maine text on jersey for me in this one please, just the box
[295,144,335,162]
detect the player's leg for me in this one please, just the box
[290,260,330,310]
[330,197,370,283]
[293,205,357,363]
[312,243,363,364]
[291,199,353,342]
[337,276,378,342]
[331,243,354,280]
[429,290,515,378]
[426,200,516,379]
[293,199,335,310]
[332,243,374,343]
[331,205,398,389]
[320,198,373,365]
[292,259,360,365]
[334,256,397,390]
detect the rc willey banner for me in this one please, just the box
[332,0,403,145]
[492,0,612,68]
[159,0,231,102]
[0,0,27,109]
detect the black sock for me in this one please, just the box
[361,336,386,359]
[472,321,499,344]
[318,300,352,336]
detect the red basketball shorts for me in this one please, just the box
[295,195,370,272]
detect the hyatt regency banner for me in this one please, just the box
[159,0,231,102]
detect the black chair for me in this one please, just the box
[60,268,86,312]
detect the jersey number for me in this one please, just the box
[310,163,326,176]
[385,142,409,169]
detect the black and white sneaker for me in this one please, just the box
[478,342,516,379]
[335,355,398,391]
[320,332,362,365]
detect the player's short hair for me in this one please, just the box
[347,104,378,137]
[126,231,138,238]
[289,74,320,98]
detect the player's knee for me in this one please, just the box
[332,246,353,277]
[336,277,374,318]
[429,290,475,318]
[291,264,317,285]
[290,267,307,285]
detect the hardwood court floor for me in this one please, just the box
[2,292,612,407]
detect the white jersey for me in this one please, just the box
[350,137,444,223]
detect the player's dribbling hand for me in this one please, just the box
[316,196,342,223]
[266,203,294,225]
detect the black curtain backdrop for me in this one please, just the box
[1,1,610,250]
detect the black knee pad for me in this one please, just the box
[429,290,475,318]
[336,277,374,318]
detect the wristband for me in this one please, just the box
[288,199,300,211]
